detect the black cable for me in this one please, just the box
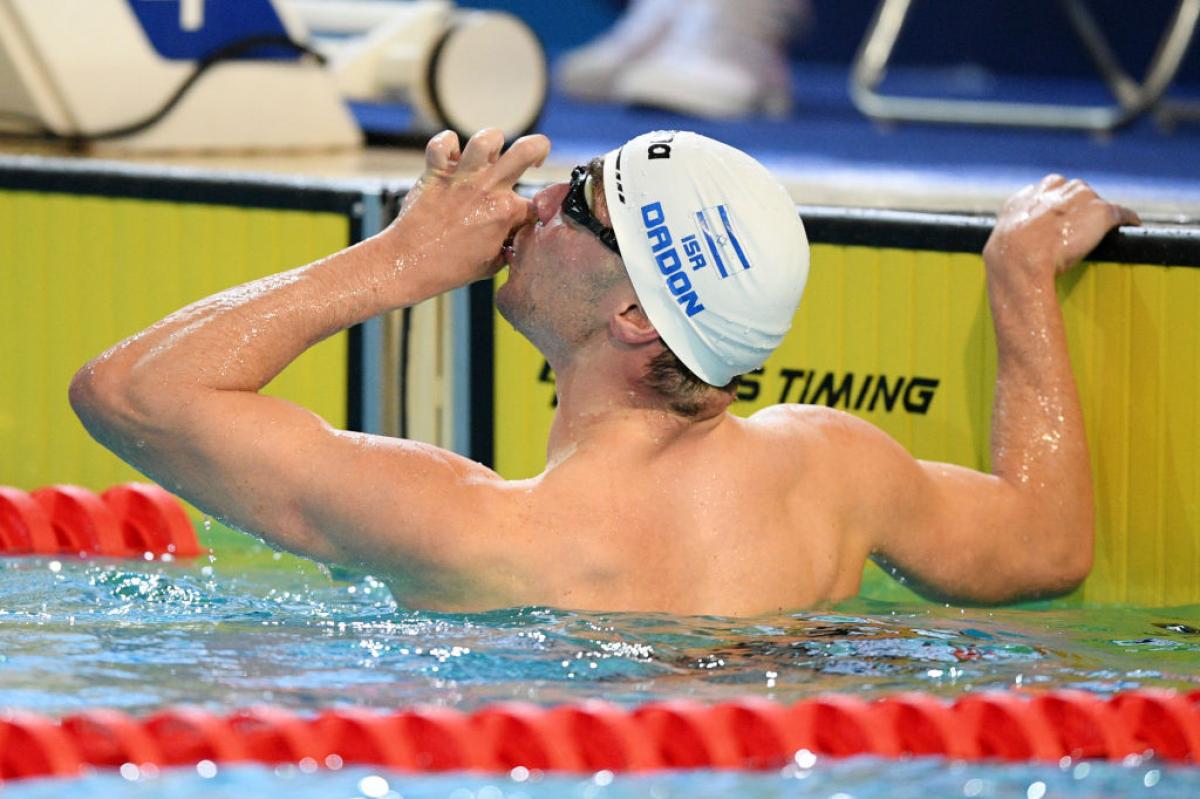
[0,110,53,139]
[398,307,413,440]
[0,34,325,147]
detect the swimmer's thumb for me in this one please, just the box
[510,197,536,231]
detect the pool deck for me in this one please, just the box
[4,62,1199,223]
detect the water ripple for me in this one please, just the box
[0,557,1196,716]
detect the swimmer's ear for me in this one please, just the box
[610,303,659,345]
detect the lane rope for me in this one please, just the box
[0,483,200,558]
[1,690,1198,782]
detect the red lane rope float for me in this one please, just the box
[0,487,56,554]
[708,698,802,769]
[793,694,901,758]
[1112,690,1200,761]
[2,690,1198,784]
[314,708,415,769]
[0,483,200,559]
[143,707,249,765]
[873,692,975,759]
[1033,689,1137,760]
[60,710,164,768]
[101,483,203,558]
[635,699,749,768]
[954,692,1063,761]
[32,485,125,556]
[0,712,84,780]
[545,700,659,771]
[394,706,481,771]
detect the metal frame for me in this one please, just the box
[850,0,1200,131]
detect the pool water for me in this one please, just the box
[5,758,1200,799]
[1,526,1198,797]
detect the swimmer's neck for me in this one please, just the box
[544,351,728,467]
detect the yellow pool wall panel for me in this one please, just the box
[0,189,351,494]
[493,243,1199,607]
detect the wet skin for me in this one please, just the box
[70,130,1139,616]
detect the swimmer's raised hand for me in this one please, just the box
[390,128,549,293]
[984,175,1140,288]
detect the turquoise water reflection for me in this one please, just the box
[0,554,1196,715]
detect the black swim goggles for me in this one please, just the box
[562,164,621,255]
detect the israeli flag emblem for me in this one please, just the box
[694,205,751,279]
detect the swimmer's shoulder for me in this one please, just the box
[744,400,921,475]
[746,402,871,438]
[743,403,910,463]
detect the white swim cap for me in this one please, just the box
[602,131,808,386]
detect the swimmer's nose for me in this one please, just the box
[533,182,570,225]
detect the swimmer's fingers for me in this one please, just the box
[1109,203,1141,227]
[1077,188,1140,229]
[1049,195,1140,274]
[1003,174,1059,213]
[507,197,537,235]
[1056,177,1139,227]
[424,130,461,177]
[458,128,506,174]
[1038,173,1068,192]
[490,134,551,188]
[1009,173,1065,203]
[1060,178,1093,201]
[1012,173,1060,200]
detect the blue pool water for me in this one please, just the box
[1,530,1198,797]
[6,758,1200,799]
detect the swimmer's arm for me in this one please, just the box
[69,130,547,578]
[862,176,1138,604]
[79,385,518,577]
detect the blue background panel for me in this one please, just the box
[126,0,293,60]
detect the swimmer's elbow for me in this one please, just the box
[69,358,120,431]
[1005,518,1094,602]
[69,355,161,441]
[983,493,1095,601]
[1052,525,1094,592]
[1032,504,1095,594]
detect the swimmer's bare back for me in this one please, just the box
[70,129,1139,616]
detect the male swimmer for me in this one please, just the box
[71,129,1139,616]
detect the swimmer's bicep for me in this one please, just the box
[869,450,1069,604]
[815,412,1048,603]
[872,460,1018,600]
[159,391,506,570]
[782,406,1071,603]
